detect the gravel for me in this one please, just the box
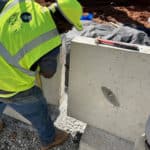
[0,93,86,150]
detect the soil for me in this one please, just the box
[80,1,150,29]
[45,0,150,29]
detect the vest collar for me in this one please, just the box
[0,0,8,13]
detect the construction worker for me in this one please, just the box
[0,0,83,149]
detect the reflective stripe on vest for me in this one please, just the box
[0,0,60,76]
[15,29,59,61]
[0,28,59,76]
[0,43,35,76]
[0,0,61,98]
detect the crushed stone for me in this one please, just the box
[0,93,86,150]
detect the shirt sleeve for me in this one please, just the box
[30,46,60,76]
[39,46,60,75]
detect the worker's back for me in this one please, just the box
[0,0,61,97]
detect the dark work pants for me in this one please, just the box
[0,86,55,146]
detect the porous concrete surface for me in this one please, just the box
[0,93,86,150]
[68,36,150,141]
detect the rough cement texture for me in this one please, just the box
[79,125,134,150]
[68,36,150,142]
[0,93,86,150]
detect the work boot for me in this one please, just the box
[0,120,5,132]
[41,129,69,150]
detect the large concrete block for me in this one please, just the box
[79,125,134,150]
[68,36,150,141]
[3,46,66,124]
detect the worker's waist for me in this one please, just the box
[0,86,36,101]
[0,89,17,99]
[0,90,15,94]
[0,90,17,102]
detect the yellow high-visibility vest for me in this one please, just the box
[0,0,61,98]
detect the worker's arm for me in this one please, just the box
[30,46,60,78]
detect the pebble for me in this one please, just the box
[0,94,86,150]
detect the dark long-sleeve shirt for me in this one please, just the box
[30,46,60,78]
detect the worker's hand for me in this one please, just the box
[40,71,56,78]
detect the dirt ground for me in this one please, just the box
[45,0,150,29]
[81,2,150,29]
[40,0,150,29]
